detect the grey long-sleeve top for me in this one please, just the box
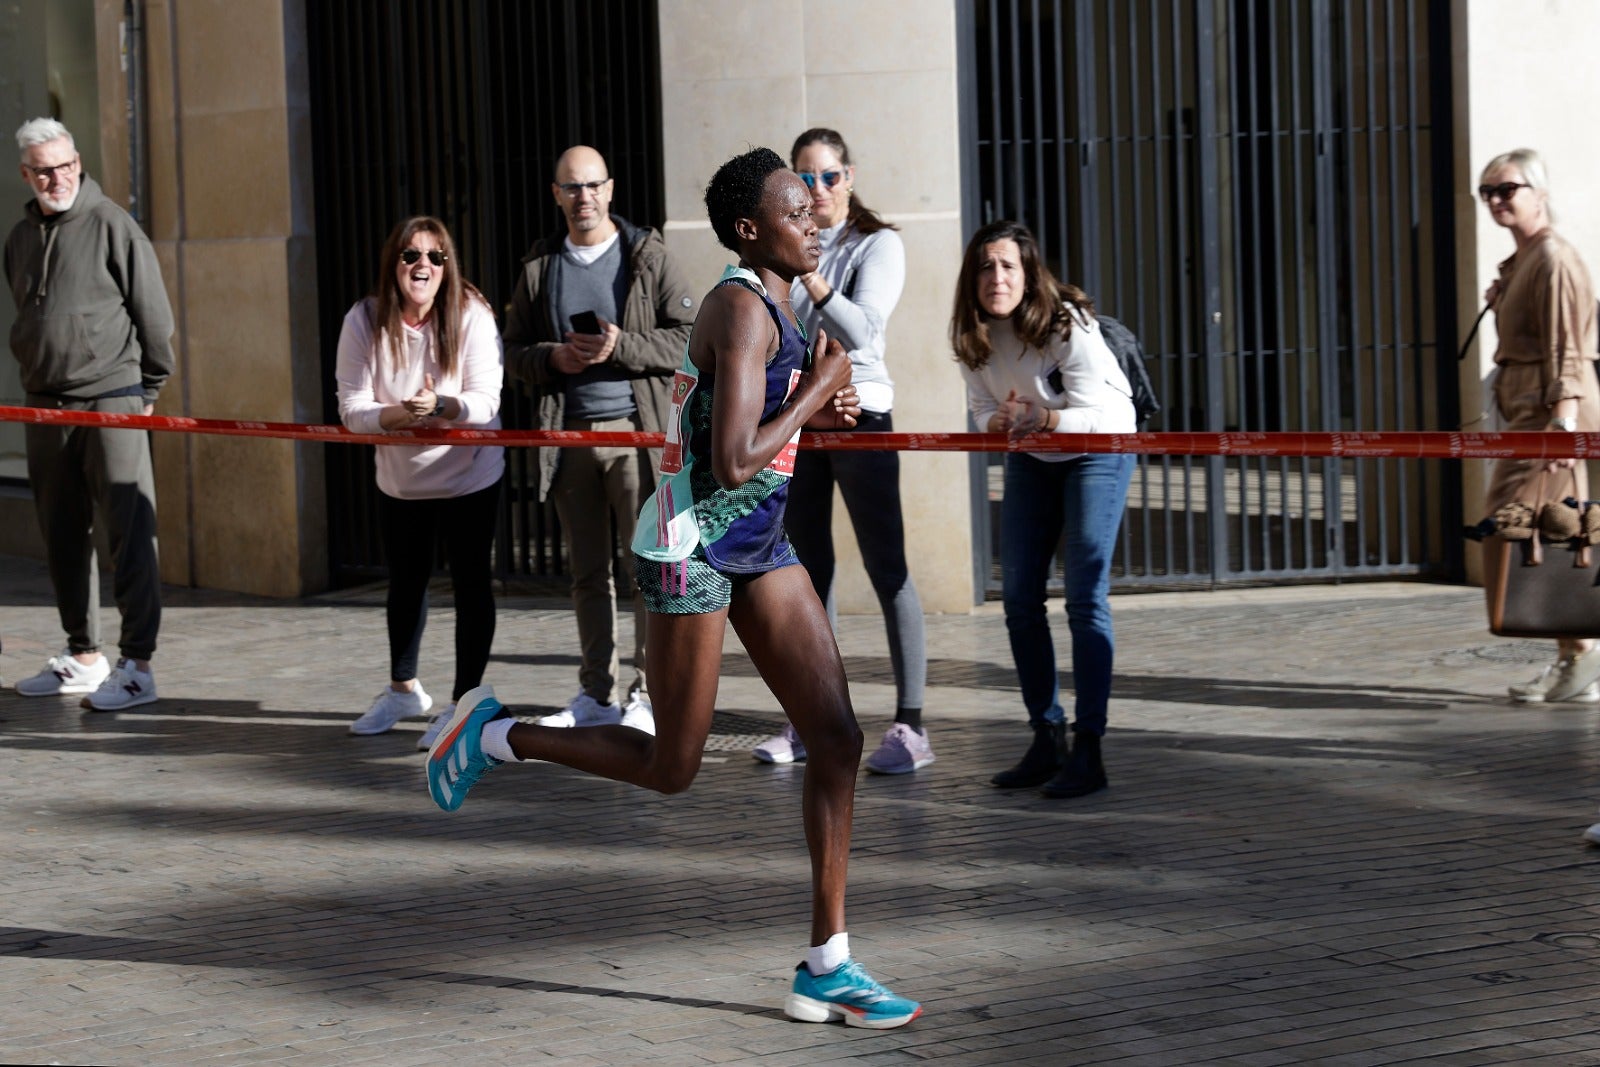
[790,221,904,413]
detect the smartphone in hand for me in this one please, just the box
[570,310,602,335]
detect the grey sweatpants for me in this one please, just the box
[25,393,161,661]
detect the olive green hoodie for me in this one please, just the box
[4,174,174,401]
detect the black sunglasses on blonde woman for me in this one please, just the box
[1477,182,1529,203]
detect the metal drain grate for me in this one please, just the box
[1434,642,1553,667]
[705,710,784,753]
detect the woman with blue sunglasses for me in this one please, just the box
[749,128,932,776]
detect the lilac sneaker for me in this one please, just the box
[865,723,935,775]
[752,723,806,764]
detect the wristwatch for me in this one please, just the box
[430,398,446,419]
[1549,415,1578,432]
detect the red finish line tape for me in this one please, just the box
[0,405,1589,460]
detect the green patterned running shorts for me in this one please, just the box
[634,546,799,615]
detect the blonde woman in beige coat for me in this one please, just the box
[1479,149,1600,706]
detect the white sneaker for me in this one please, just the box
[350,683,432,735]
[1585,821,1600,846]
[539,691,621,728]
[417,703,456,751]
[15,651,110,696]
[621,692,656,736]
[1511,656,1600,704]
[84,658,158,711]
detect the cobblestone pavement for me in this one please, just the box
[2,552,1599,1066]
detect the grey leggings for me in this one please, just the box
[784,410,926,712]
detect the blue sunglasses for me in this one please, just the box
[798,170,845,190]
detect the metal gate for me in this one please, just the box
[961,0,1460,592]
[305,0,665,587]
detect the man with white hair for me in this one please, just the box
[4,117,173,710]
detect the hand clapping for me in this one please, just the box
[401,373,440,422]
[996,389,1051,440]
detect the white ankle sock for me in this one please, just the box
[807,932,849,975]
[480,717,519,762]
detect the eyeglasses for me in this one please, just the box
[399,248,447,266]
[557,179,611,198]
[798,170,845,190]
[1478,181,1530,203]
[24,157,78,183]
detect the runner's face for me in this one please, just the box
[750,171,820,278]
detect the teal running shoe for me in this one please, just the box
[784,959,922,1029]
[426,684,507,812]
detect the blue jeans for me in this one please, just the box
[1000,452,1135,735]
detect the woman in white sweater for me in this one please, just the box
[952,220,1135,799]
[335,216,505,747]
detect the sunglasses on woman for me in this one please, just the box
[798,170,845,190]
[400,248,448,266]
[1477,182,1530,203]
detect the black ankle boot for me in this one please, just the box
[990,721,1065,788]
[1040,729,1107,798]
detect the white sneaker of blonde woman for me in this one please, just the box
[1511,652,1600,704]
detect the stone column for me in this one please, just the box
[98,0,325,596]
[656,0,973,612]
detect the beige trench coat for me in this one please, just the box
[1484,228,1600,512]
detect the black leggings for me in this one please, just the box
[377,479,501,701]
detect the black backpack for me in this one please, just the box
[1097,314,1161,429]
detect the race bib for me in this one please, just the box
[766,368,803,477]
[660,369,697,475]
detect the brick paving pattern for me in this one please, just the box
[2,553,1598,1065]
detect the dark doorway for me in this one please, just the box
[306,0,665,587]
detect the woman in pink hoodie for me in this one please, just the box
[335,216,505,748]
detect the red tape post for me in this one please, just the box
[0,405,1590,460]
